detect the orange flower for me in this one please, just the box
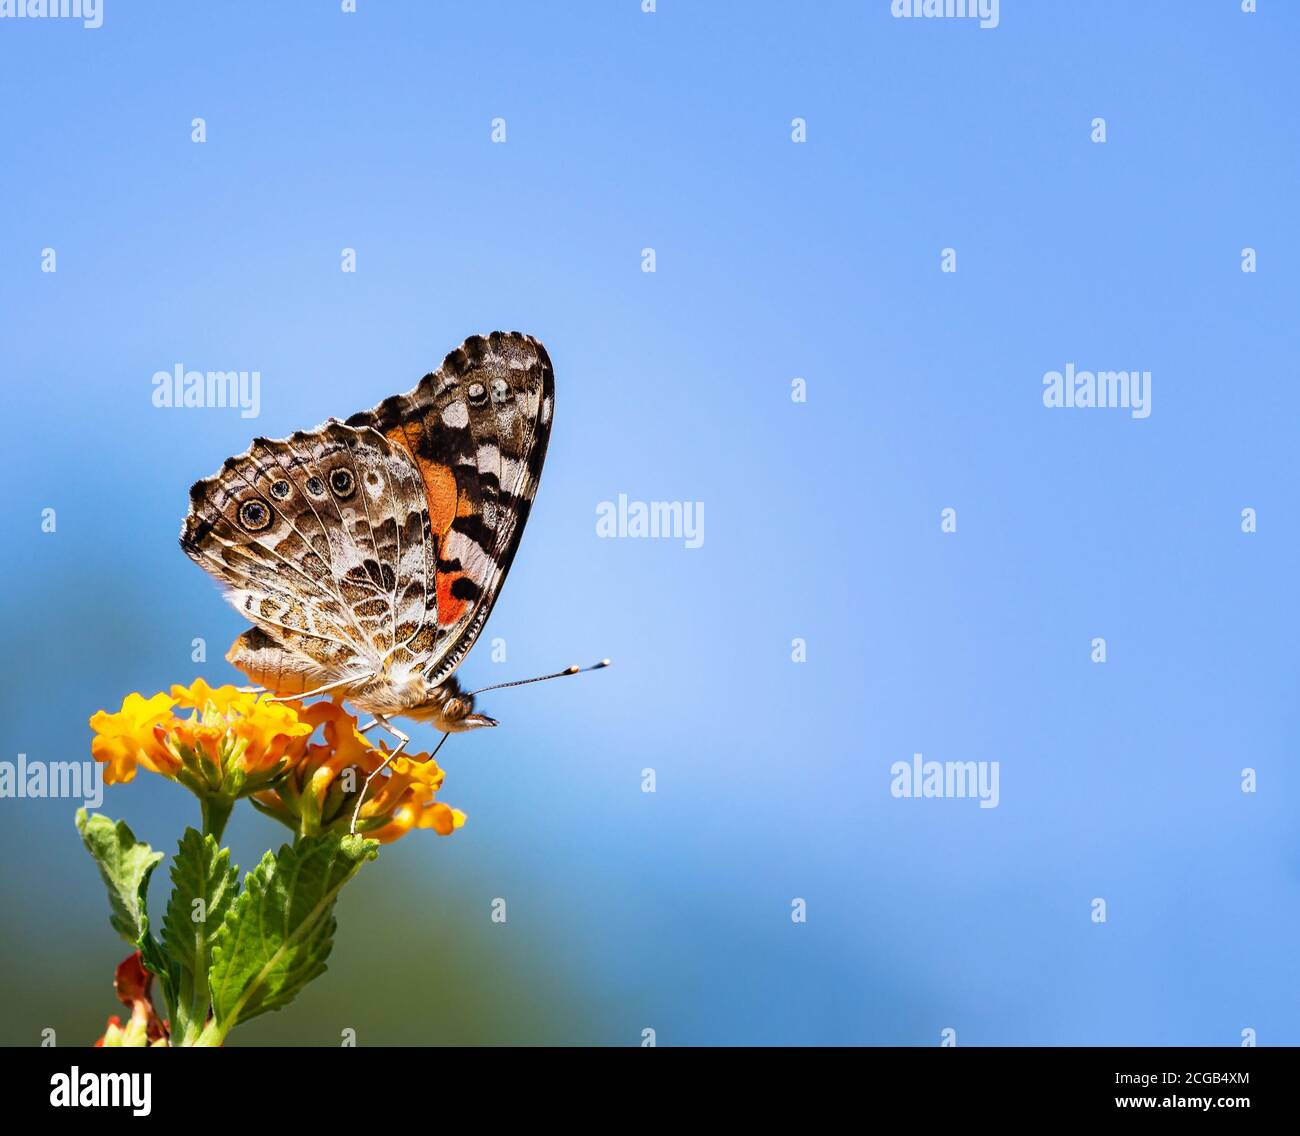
[168,720,226,769]
[362,749,467,844]
[250,706,466,843]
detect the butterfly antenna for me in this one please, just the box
[468,659,611,698]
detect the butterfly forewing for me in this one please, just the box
[345,331,554,686]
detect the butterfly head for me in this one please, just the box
[436,689,498,732]
[407,674,498,733]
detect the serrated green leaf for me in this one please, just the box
[75,808,163,947]
[208,834,377,1034]
[162,828,239,1043]
[75,808,174,1018]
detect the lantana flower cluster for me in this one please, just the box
[89,678,464,844]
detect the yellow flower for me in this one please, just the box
[91,680,464,843]
[227,696,315,775]
[169,678,253,716]
[95,681,314,793]
[89,692,179,783]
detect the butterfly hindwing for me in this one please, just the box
[181,453,362,675]
[181,423,437,685]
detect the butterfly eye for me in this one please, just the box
[238,499,272,531]
[305,476,326,497]
[466,382,487,405]
[270,479,291,500]
[329,468,355,498]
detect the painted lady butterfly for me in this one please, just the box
[180,332,603,787]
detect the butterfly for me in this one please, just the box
[180,331,605,795]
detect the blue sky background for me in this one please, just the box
[0,1,1297,1046]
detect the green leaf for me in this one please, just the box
[137,933,174,1006]
[75,808,164,948]
[161,828,239,1043]
[208,834,377,1034]
[75,808,174,1016]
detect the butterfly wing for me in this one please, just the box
[180,422,436,692]
[181,331,552,698]
[345,331,554,685]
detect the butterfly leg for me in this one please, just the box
[349,715,409,835]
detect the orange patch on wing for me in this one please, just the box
[436,570,470,626]
[386,428,457,537]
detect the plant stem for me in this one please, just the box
[181,795,237,1043]
[201,796,234,843]
[192,1017,228,1047]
